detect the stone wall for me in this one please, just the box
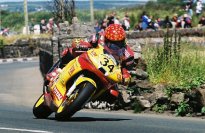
[1,23,204,58]
[0,23,205,76]
[0,38,51,59]
[127,28,205,39]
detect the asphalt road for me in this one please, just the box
[0,61,205,133]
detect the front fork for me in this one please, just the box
[43,86,58,112]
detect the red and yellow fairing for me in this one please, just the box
[49,45,123,107]
[49,58,82,107]
[86,45,123,83]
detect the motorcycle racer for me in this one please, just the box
[46,24,135,85]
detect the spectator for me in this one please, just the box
[196,0,203,16]
[162,16,172,29]
[107,12,116,26]
[40,19,47,34]
[123,12,131,31]
[171,14,180,29]
[0,29,3,35]
[183,14,192,28]
[2,27,9,36]
[101,18,107,30]
[156,18,163,28]
[153,19,160,30]
[114,16,121,25]
[133,23,142,32]
[46,18,57,34]
[186,0,193,17]
[178,15,185,28]
[72,14,79,24]
[198,16,205,27]
[29,18,35,33]
[141,11,149,30]
[94,21,101,33]
[147,15,156,31]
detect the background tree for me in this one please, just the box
[157,0,184,6]
[48,0,75,24]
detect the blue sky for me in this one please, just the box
[0,0,204,2]
[0,0,155,2]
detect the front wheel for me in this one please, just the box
[33,94,53,119]
[55,82,96,120]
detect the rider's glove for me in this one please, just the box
[88,34,99,48]
[122,68,131,86]
[61,48,69,57]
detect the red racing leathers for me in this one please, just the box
[46,34,135,85]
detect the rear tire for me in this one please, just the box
[33,94,53,119]
[55,82,96,121]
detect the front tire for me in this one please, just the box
[55,82,96,120]
[33,94,53,119]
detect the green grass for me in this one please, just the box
[0,34,51,45]
[144,41,205,89]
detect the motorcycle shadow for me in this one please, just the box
[47,117,131,122]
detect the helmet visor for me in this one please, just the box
[108,43,121,51]
[107,39,126,49]
[106,43,125,61]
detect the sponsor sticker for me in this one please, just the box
[91,51,97,56]
[69,66,75,75]
[53,87,63,101]
[117,73,122,81]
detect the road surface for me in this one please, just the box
[0,61,205,133]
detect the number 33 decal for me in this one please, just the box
[100,57,114,72]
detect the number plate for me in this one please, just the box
[99,54,116,73]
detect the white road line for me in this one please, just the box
[17,58,24,62]
[0,127,53,133]
[27,58,33,61]
[6,59,13,63]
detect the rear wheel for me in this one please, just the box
[33,94,53,119]
[55,82,96,120]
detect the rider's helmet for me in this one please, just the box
[104,24,126,61]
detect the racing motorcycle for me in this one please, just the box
[33,45,129,120]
